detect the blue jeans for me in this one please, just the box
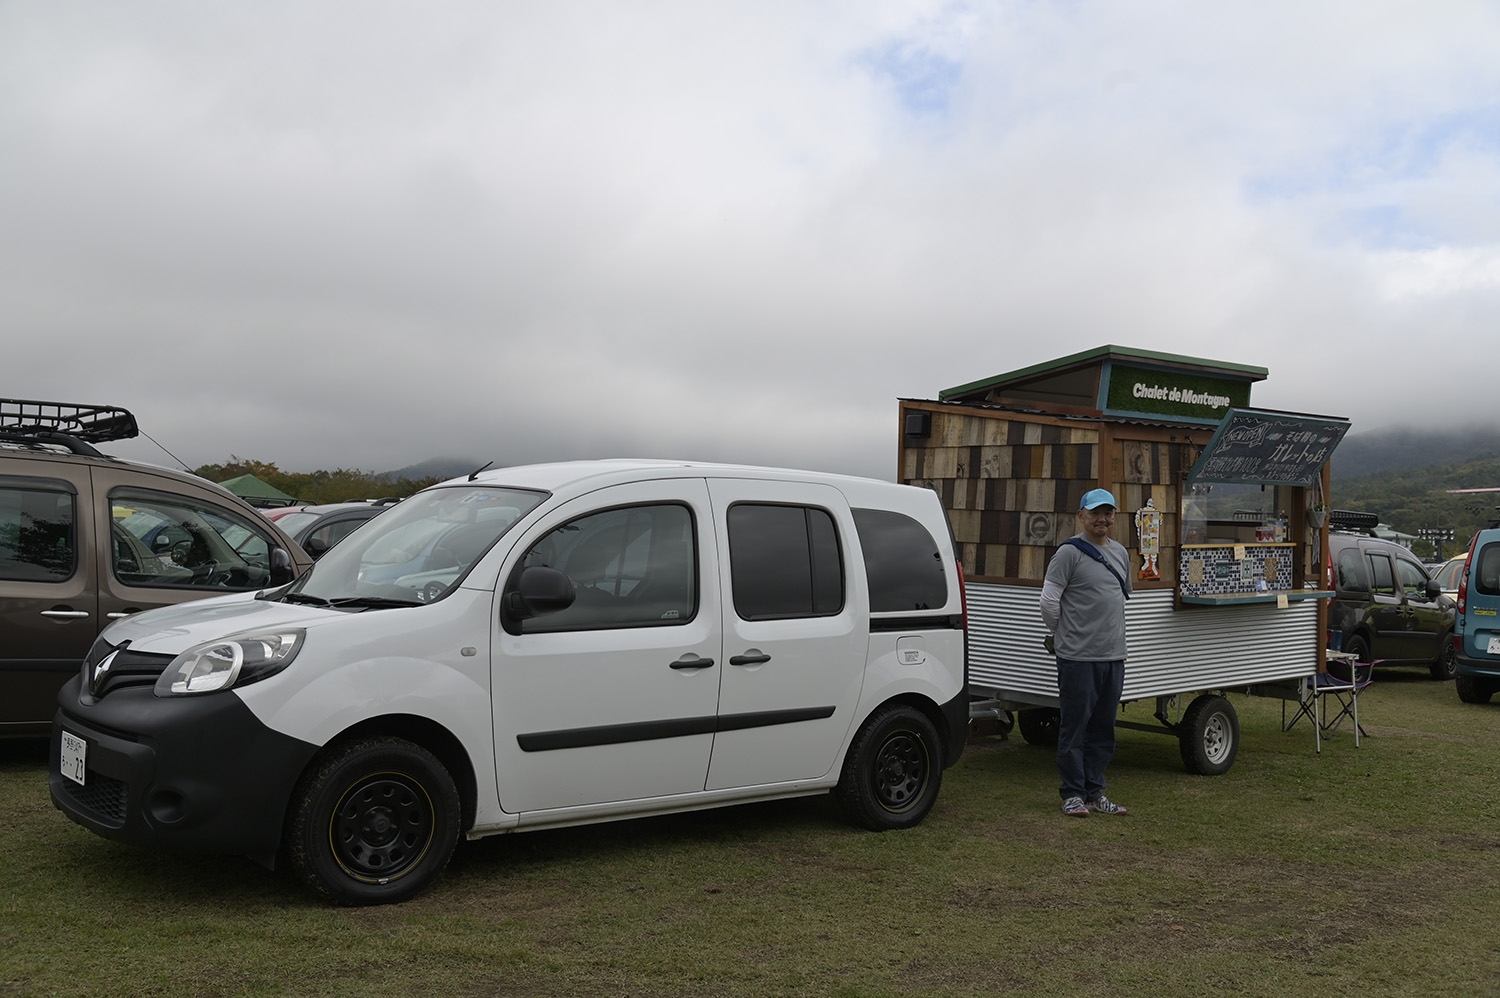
[1055,659,1125,801]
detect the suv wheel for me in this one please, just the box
[1431,637,1459,681]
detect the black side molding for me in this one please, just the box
[518,706,836,752]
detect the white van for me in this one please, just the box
[50,460,968,905]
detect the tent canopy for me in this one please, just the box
[218,473,300,507]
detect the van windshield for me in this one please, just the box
[284,486,545,605]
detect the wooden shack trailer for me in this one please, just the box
[899,346,1350,773]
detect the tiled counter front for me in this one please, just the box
[1180,543,1294,599]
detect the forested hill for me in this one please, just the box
[1330,426,1500,553]
[1331,426,1500,479]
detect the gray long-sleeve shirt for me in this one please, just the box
[1039,534,1131,661]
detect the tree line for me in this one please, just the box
[1333,456,1500,559]
[194,457,442,506]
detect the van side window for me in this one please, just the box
[110,493,276,590]
[727,504,843,619]
[0,484,75,582]
[519,503,696,633]
[852,508,948,612]
[1477,545,1500,596]
[1366,554,1395,597]
[1336,549,1367,593]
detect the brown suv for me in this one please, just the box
[1,398,312,736]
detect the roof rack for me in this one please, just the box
[1328,509,1380,534]
[0,398,140,456]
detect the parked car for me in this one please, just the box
[50,459,968,905]
[1430,552,1466,602]
[0,398,313,737]
[1327,529,1455,679]
[1454,526,1500,703]
[271,499,401,559]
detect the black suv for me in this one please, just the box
[1327,516,1455,680]
[1,398,313,736]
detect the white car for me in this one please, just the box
[51,460,968,905]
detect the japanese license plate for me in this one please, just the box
[60,730,87,787]
[1488,636,1500,656]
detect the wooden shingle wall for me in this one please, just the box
[902,409,1100,582]
[902,406,1200,586]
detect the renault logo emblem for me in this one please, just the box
[91,650,119,694]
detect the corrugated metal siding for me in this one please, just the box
[967,583,1319,703]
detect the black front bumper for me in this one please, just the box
[49,675,319,866]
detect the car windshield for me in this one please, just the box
[284,486,545,604]
[272,511,324,536]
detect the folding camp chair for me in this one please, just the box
[1283,652,1373,753]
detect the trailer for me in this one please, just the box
[899,346,1351,773]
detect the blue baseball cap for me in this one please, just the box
[1080,488,1117,511]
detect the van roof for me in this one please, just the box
[446,459,935,513]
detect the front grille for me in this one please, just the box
[84,639,174,699]
[57,770,127,826]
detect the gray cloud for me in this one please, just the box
[5,1,1497,484]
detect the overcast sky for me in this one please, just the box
[4,2,1497,482]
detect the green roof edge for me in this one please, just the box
[938,344,1270,400]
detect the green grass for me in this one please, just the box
[6,671,1500,997]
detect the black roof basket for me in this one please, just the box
[1329,508,1380,535]
[0,398,140,456]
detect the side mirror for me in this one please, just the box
[505,566,576,619]
[1425,580,1442,600]
[304,535,330,559]
[269,547,296,586]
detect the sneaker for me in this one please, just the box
[1061,796,1089,817]
[1085,795,1127,815]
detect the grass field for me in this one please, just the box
[6,670,1500,997]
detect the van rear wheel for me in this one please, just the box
[286,736,460,905]
[1456,675,1496,705]
[836,705,942,831]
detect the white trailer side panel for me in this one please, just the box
[967,584,1319,703]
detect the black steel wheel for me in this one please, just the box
[836,705,943,831]
[287,736,460,905]
[1179,694,1239,775]
[1017,707,1060,746]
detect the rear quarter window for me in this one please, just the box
[1476,543,1500,596]
[852,508,948,612]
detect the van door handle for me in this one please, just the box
[670,655,715,670]
[40,610,90,620]
[729,653,772,666]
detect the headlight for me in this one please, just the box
[154,629,305,696]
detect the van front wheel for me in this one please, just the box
[836,705,942,831]
[286,737,460,906]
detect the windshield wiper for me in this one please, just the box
[279,592,333,607]
[327,596,423,609]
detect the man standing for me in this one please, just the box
[1039,488,1132,817]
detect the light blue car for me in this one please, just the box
[1455,525,1500,703]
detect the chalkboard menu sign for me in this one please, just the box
[1187,409,1350,486]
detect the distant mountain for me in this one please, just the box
[1333,426,1500,480]
[377,457,485,483]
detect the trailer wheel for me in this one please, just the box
[1017,708,1060,746]
[1179,694,1239,775]
[1456,675,1495,705]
